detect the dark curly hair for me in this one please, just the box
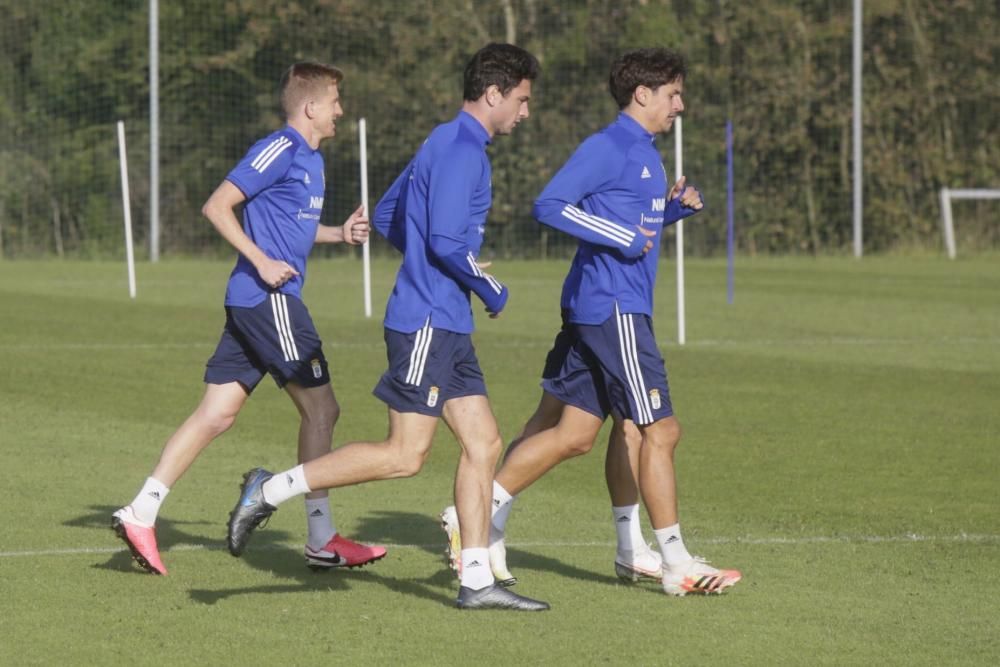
[463,43,540,101]
[609,48,686,109]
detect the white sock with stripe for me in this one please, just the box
[489,480,514,545]
[261,464,311,506]
[460,548,494,590]
[654,523,694,570]
[305,496,337,550]
[127,477,170,527]
[613,504,645,557]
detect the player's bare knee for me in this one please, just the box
[643,418,681,455]
[387,438,432,477]
[302,397,340,437]
[618,420,643,452]
[668,419,682,448]
[394,448,429,477]
[193,404,238,437]
[458,435,503,469]
[552,419,597,458]
[318,399,340,434]
[482,435,503,462]
[561,432,596,457]
[327,398,341,427]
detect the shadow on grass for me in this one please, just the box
[73,501,614,602]
[351,509,446,557]
[500,547,614,588]
[188,511,455,607]
[68,504,298,576]
[355,510,616,589]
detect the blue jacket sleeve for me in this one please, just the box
[372,160,413,252]
[662,190,704,226]
[426,144,508,314]
[532,137,649,258]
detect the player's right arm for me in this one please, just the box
[426,144,508,316]
[217,132,301,288]
[370,159,414,252]
[201,181,298,289]
[533,137,652,257]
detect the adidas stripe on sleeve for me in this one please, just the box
[226,131,298,199]
[533,135,648,258]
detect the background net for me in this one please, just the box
[2,0,998,260]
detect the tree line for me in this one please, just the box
[1,0,997,259]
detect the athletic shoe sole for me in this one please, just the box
[614,560,663,583]
[663,570,742,596]
[456,583,550,611]
[306,551,387,571]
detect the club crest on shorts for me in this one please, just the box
[427,386,440,408]
[649,389,661,410]
[310,359,322,379]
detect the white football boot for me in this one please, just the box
[661,556,742,596]
[614,542,664,582]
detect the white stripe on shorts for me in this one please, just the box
[405,319,433,385]
[278,295,299,360]
[270,294,299,362]
[615,305,654,424]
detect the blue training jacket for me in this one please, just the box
[533,112,700,325]
[372,111,507,335]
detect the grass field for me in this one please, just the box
[1,255,998,666]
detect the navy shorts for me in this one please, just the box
[204,293,330,392]
[541,310,574,380]
[542,306,673,425]
[373,321,487,417]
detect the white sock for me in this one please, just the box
[128,477,170,526]
[261,464,311,506]
[612,504,645,556]
[654,523,694,569]
[305,496,337,550]
[489,480,514,545]
[459,548,494,590]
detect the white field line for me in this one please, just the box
[2,533,997,559]
[2,337,999,352]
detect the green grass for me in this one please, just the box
[1,255,998,666]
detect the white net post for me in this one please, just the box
[116,121,137,299]
[359,118,372,318]
[148,0,160,262]
[939,188,1000,259]
[674,116,686,345]
[939,187,955,259]
[852,0,864,258]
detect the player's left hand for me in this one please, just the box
[342,204,370,245]
[668,175,704,211]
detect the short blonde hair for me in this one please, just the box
[279,61,344,117]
